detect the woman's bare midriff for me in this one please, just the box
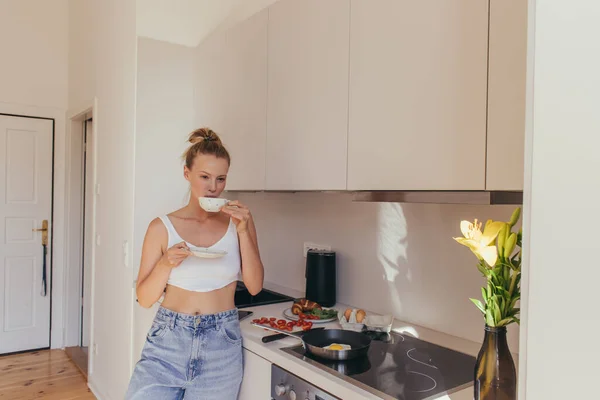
[160,281,237,315]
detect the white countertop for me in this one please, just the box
[239,282,480,400]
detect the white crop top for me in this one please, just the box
[159,215,241,292]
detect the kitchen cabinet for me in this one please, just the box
[195,9,268,191]
[239,348,271,400]
[347,0,489,190]
[266,0,350,190]
[486,0,527,190]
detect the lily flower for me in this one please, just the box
[454,219,505,267]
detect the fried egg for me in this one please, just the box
[323,343,352,351]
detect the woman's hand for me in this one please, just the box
[159,241,190,269]
[221,200,252,233]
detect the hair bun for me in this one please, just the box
[188,127,222,146]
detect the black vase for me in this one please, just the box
[474,325,517,400]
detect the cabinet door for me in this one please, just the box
[195,10,268,191]
[486,0,527,190]
[266,0,350,190]
[347,0,489,190]
[238,348,271,400]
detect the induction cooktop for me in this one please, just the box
[281,330,476,400]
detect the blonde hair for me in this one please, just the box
[182,127,231,168]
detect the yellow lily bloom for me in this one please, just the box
[454,219,505,267]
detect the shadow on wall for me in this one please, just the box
[236,191,520,351]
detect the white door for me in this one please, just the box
[0,114,53,354]
[81,118,93,348]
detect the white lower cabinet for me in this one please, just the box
[239,347,272,399]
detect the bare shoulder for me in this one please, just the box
[145,217,168,245]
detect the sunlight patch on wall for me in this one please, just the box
[376,202,409,313]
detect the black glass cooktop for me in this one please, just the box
[282,331,475,400]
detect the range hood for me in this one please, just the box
[227,190,523,205]
[351,190,523,205]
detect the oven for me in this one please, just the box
[271,364,340,400]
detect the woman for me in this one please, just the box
[126,128,264,399]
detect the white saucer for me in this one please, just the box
[189,248,227,259]
[283,307,338,323]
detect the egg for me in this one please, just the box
[323,343,352,351]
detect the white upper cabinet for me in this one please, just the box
[266,0,350,190]
[486,0,527,190]
[195,10,268,191]
[347,0,489,190]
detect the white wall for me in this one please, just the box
[0,0,69,109]
[133,37,196,359]
[0,0,69,351]
[69,0,137,399]
[68,0,96,111]
[520,1,600,399]
[136,0,281,47]
[237,192,521,351]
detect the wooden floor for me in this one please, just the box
[0,349,95,400]
[65,346,89,378]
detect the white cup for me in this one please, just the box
[198,197,229,213]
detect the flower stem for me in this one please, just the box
[506,269,519,312]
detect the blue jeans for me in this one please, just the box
[125,306,243,399]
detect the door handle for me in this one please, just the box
[33,220,48,246]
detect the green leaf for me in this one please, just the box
[492,298,502,322]
[476,262,490,277]
[481,287,488,303]
[512,316,521,325]
[308,308,338,319]
[470,298,485,314]
[497,318,513,327]
[509,296,520,310]
[508,307,520,317]
[485,309,495,326]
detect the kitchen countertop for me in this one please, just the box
[239,282,486,400]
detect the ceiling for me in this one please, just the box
[136,0,280,48]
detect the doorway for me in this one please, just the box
[64,111,95,378]
[0,113,54,355]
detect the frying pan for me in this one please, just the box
[252,322,371,361]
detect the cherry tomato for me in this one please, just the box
[269,317,276,321]
[277,319,286,325]
[301,322,313,331]
[298,313,307,320]
[252,319,260,323]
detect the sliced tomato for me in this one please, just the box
[298,313,307,320]
[277,319,286,325]
[301,322,313,331]
[252,319,260,323]
[269,317,276,321]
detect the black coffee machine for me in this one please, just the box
[305,249,336,307]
